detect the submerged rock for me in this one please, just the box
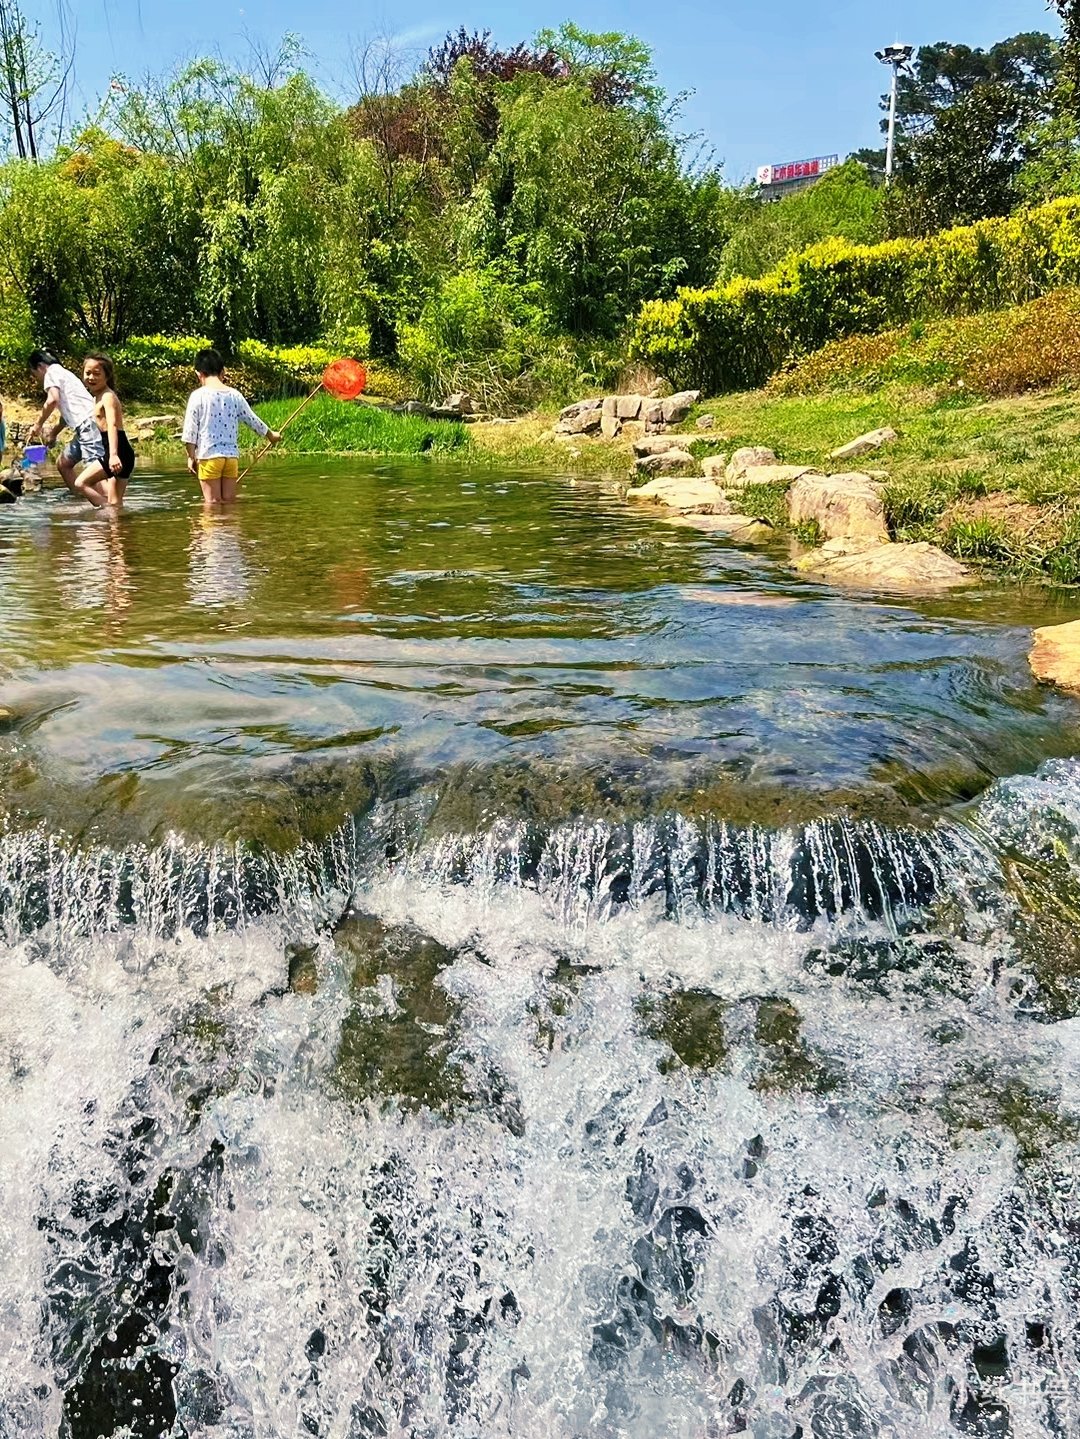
[334,913,467,1113]
[664,513,774,540]
[1030,619,1080,694]
[627,476,726,512]
[637,988,729,1074]
[333,912,521,1129]
[788,471,888,543]
[796,538,972,591]
[752,997,840,1095]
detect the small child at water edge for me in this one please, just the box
[26,349,111,507]
[182,349,282,505]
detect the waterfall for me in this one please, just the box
[2,762,1080,1437]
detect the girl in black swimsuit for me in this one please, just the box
[82,351,135,508]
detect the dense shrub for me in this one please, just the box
[768,288,1080,399]
[112,335,213,369]
[717,161,886,282]
[397,267,618,408]
[630,197,1080,394]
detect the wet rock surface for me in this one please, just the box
[796,538,973,591]
[1030,618,1080,693]
[334,912,521,1128]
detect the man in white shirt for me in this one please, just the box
[27,349,110,506]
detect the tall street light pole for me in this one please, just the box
[875,43,915,183]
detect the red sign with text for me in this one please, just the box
[756,155,839,187]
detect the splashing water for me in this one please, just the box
[2,758,1080,1438]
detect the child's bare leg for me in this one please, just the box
[75,462,109,508]
[106,476,127,507]
[57,454,78,493]
[200,478,223,505]
[221,475,239,502]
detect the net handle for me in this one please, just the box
[236,381,323,484]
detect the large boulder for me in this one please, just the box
[627,477,728,513]
[1030,620,1080,693]
[556,406,604,436]
[617,394,646,420]
[700,455,730,480]
[634,435,685,457]
[560,398,603,421]
[601,412,621,440]
[642,400,666,435]
[829,426,898,462]
[795,539,972,591]
[660,389,701,424]
[443,391,475,415]
[726,447,779,482]
[788,472,888,543]
[634,449,696,477]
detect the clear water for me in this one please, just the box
[3,462,1080,1438]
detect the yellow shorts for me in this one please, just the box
[197,457,239,482]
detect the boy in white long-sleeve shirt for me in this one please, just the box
[182,348,281,504]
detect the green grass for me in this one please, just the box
[250,393,470,456]
[689,384,1080,583]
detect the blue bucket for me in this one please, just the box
[22,444,47,466]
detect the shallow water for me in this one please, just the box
[2,459,1080,837]
[3,461,1080,1438]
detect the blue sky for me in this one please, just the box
[70,0,1058,179]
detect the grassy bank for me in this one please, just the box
[250,395,470,456]
[462,380,1080,584]
[692,386,1080,584]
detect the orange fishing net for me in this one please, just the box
[322,359,367,401]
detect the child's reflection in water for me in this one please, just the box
[187,512,252,609]
[56,513,133,619]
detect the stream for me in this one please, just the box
[2,459,1080,1438]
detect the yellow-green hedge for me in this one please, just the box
[630,197,1080,394]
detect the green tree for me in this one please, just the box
[1050,3,1080,116]
[111,47,341,345]
[0,0,71,159]
[856,32,1058,176]
[718,162,885,280]
[866,34,1061,232]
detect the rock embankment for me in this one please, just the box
[612,415,973,591]
[556,390,701,440]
